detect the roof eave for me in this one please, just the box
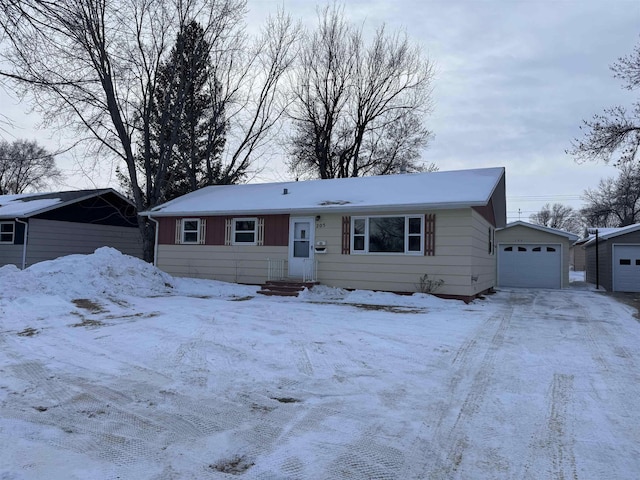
[141,200,489,217]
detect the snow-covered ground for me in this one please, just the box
[1,249,639,479]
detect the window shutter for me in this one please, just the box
[257,217,265,246]
[175,219,182,244]
[224,218,232,246]
[425,214,435,256]
[199,219,206,245]
[342,216,351,254]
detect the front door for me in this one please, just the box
[288,217,315,278]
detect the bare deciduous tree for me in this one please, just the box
[529,203,583,234]
[568,37,640,166]
[287,5,434,179]
[0,139,60,194]
[581,163,640,227]
[0,0,299,261]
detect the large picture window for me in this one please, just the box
[351,216,423,254]
[232,218,257,245]
[0,222,15,244]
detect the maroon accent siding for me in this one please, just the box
[342,216,351,254]
[473,198,496,227]
[157,217,177,245]
[205,216,226,245]
[425,214,435,256]
[263,214,289,246]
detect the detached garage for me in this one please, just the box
[584,224,640,292]
[495,221,578,289]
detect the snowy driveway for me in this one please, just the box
[1,254,639,479]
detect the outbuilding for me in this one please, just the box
[495,221,578,289]
[584,224,640,292]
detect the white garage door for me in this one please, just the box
[612,245,640,292]
[498,244,562,289]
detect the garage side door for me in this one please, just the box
[498,244,562,289]
[612,245,640,292]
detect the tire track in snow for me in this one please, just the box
[521,373,577,480]
[401,302,514,478]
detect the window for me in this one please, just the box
[232,218,257,245]
[0,222,15,244]
[532,247,541,252]
[351,215,423,254]
[620,259,631,265]
[546,247,556,252]
[518,246,527,252]
[181,218,201,244]
[504,246,513,252]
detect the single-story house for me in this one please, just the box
[584,224,640,292]
[141,167,506,301]
[495,221,578,289]
[0,189,142,269]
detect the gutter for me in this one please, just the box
[14,218,28,270]
[147,215,160,267]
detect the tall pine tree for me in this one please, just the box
[140,20,228,203]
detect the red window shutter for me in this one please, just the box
[425,214,435,256]
[342,216,351,254]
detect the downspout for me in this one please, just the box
[15,218,29,270]
[147,215,160,267]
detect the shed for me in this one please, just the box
[584,224,640,292]
[0,189,142,268]
[495,221,578,289]
[142,167,506,302]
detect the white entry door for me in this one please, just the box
[288,217,315,278]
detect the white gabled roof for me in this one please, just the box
[498,221,579,241]
[143,167,505,217]
[583,223,640,247]
[0,189,132,219]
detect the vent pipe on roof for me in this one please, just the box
[283,188,288,195]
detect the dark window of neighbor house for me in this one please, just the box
[620,259,631,265]
[0,222,15,243]
[351,215,423,255]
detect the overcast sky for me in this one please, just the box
[1,0,639,222]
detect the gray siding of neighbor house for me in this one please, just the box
[0,244,24,268]
[157,208,497,298]
[586,230,640,291]
[25,218,143,267]
[495,224,574,288]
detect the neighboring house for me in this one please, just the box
[495,221,578,289]
[0,189,142,269]
[142,167,506,301]
[584,224,640,292]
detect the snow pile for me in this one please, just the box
[298,284,459,307]
[0,247,174,300]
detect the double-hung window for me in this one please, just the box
[181,218,201,244]
[0,222,15,244]
[232,218,258,245]
[351,215,423,254]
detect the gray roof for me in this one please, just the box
[497,221,579,241]
[0,189,134,219]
